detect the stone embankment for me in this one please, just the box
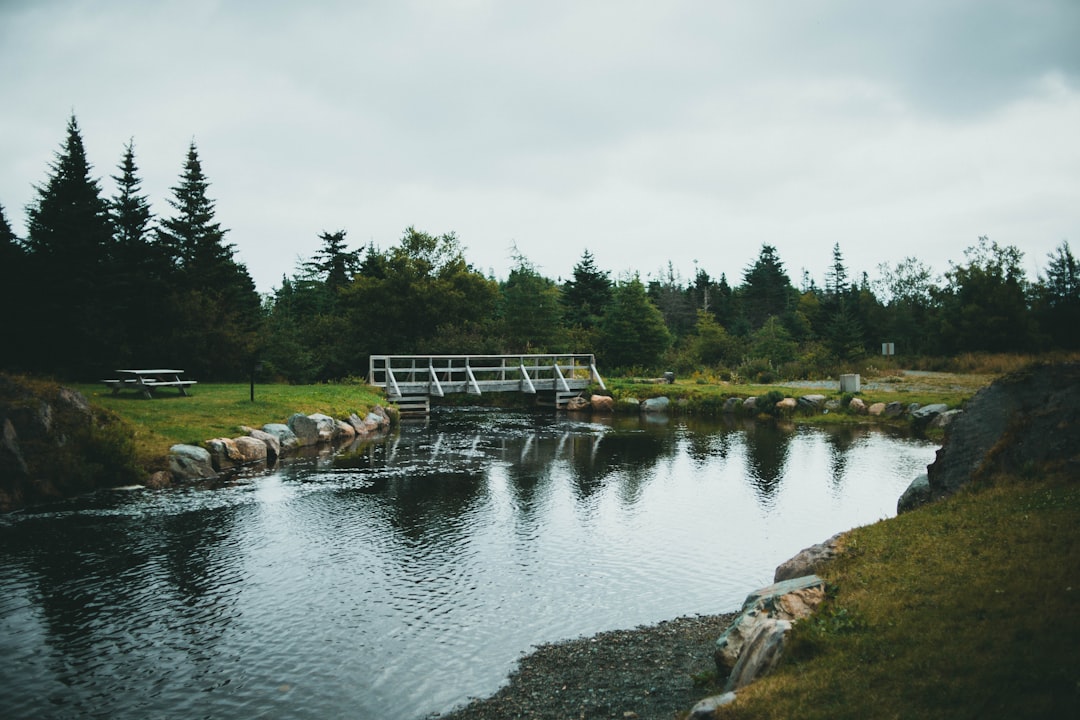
[163,406,396,486]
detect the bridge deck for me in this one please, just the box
[369,354,604,412]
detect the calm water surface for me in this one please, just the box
[0,409,936,719]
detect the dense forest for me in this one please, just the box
[3,116,1078,383]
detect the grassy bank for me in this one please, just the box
[703,466,1080,719]
[72,382,386,469]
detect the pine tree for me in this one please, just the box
[562,249,613,329]
[24,115,118,377]
[0,202,26,370]
[107,140,173,366]
[303,230,361,293]
[598,275,672,370]
[157,142,261,378]
[738,244,795,331]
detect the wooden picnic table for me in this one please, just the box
[103,369,197,398]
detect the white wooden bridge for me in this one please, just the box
[368,353,605,414]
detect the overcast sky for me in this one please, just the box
[2,0,1078,294]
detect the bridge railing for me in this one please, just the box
[368,353,605,398]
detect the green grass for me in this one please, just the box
[707,468,1080,719]
[72,382,387,469]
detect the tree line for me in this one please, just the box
[2,116,1078,383]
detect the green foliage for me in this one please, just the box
[598,275,672,371]
[562,249,612,330]
[500,253,566,352]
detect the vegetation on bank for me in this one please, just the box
[700,464,1080,719]
[71,381,386,470]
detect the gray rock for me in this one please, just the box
[907,402,923,414]
[233,435,268,464]
[774,533,843,582]
[689,692,737,718]
[620,397,640,410]
[723,397,742,414]
[168,444,215,481]
[336,418,357,440]
[725,618,792,691]
[206,437,242,472]
[262,423,299,453]
[897,473,932,513]
[641,396,670,413]
[715,575,825,675]
[930,409,963,429]
[307,413,337,442]
[885,401,905,417]
[288,413,322,446]
[798,394,826,409]
[743,396,758,410]
[242,426,281,462]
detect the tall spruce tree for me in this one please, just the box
[738,244,796,332]
[24,115,118,377]
[108,140,173,365]
[0,202,26,370]
[562,249,613,329]
[157,142,261,378]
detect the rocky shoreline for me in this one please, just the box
[435,613,738,720]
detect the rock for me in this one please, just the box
[206,437,243,472]
[566,396,590,412]
[641,396,670,413]
[848,397,867,414]
[242,426,281,462]
[715,575,826,676]
[742,397,757,410]
[620,397,640,411]
[689,692,737,718]
[884,401,905,417]
[723,397,742,414]
[911,403,949,432]
[262,423,300,453]
[930,409,962,429]
[2,417,29,478]
[774,533,843,582]
[145,470,172,489]
[725,618,792,691]
[923,363,1080,503]
[168,444,215,481]
[308,413,338,442]
[868,402,886,416]
[591,394,615,413]
[798,394,826,410]
[775,397,797,412]
[233,435,268,464]
[897,473,932,513]
[907,402,922,414]
[336,418,357,439]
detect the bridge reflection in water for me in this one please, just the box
[368,353,605,414]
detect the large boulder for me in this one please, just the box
[641,396,671,413]
[262,423,299,453]
[288,413,336,446]
[775,397,797,413]
[868,402,886,416]
[798,394,826,411]
[242,426,281,462]
[336,419,357,440]
[725,618,793,691]
[715,575,826,679]
[848,397,867,414]
[723,397,742,414]
[591,394,615,413]
[897,473,932,514]
[169,444,215,481]
[884,401,905,417]
[233,435,268,464]
[566,396,590,412]
[206,437,243,472]
[913,363,1080,508]
[774,533,843,582]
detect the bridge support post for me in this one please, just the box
[535,390,579,410]
[394,394,431,416]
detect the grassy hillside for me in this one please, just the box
[705,465,1080,719]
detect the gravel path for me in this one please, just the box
[434,613,738,720]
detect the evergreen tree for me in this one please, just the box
[824,242,850,297]
[1034,241,1080,349]
[303,230,361,293]
[500,253,565,352]
[24,115,118,377]
[647,262,695,341]
[107,140,174,366]
[0,202,26,370]
[737,244,796,331]
[157,142,261,378]
[598,275,672,370]
[562,249,613,329]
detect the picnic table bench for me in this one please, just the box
[102,369,197,399]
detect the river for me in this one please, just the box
[0,408,936,719]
